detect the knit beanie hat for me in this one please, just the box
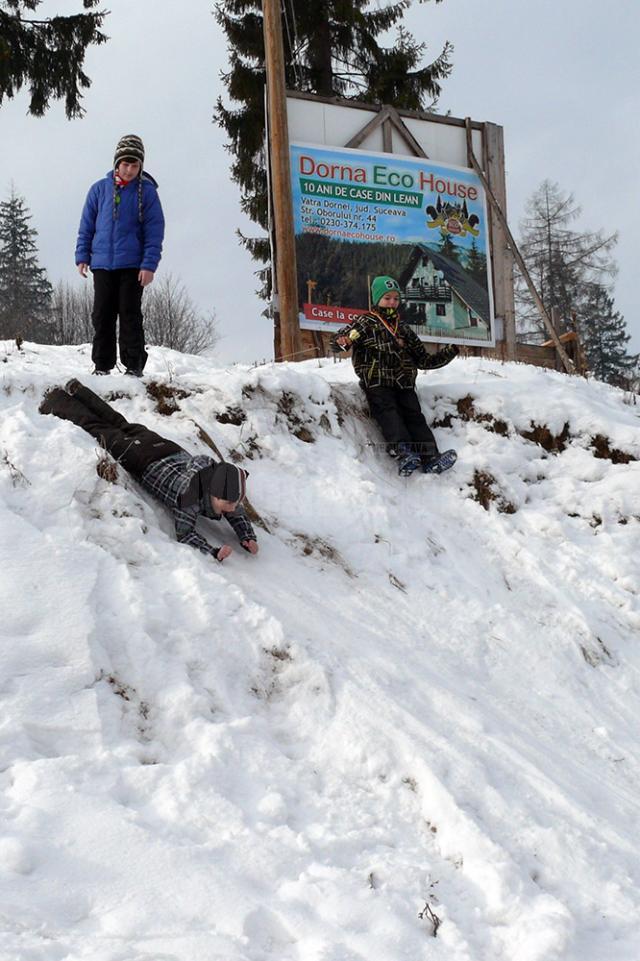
[180,462,249,519]
[209,463,248,504]
[371,275,401,306]
[114,134,145,169]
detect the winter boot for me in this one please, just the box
[39,387,67,416]
[422,449,458,475]
[397,442,422,477]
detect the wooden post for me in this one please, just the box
[263,0,302,362]
[570,310,589,376]
[550,306,562,370]
[483,122,516,361]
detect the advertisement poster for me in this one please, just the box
[290,141,495,345]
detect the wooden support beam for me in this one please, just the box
[465,119,575,374]
[345,104,428,157]
[482,122,516,361]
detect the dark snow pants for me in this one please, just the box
[91,268,147,374]
[42,383,183,478]
[364,385,439,457]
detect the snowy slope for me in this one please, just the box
[1,340,639,961]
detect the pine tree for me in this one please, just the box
[580,285,638,387]
[438,232,461,263]
[0,186,53,340]
[0,1,107,119]
[214,0,452,291]
[517,180,617,341]
[465,238,487,286]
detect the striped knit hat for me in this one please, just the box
[114,134,145,169]
[112,134,145,222]
[179,462,249,518]
[209,463,248,504]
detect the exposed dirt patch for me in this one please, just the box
[319,413,333,433]
[581,635,614,667]
[440,401,636,463]
[1,451,30,487]
[103,673,135,701]
[291,532,355,577]
[432,394,509,436]
[104,390,130,402]
[389,572,407,593]
[470,470,517,514]
[278,392,315,443]
[265,646,293,662]
[520,421,571,453]
[216,406,246,426]
[457,394,509,435]
[146,381,189,415]
[227,434,262,461]
[330,386,369,428]
[96,451,118,483]
[591,434,636,464]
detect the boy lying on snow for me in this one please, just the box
[331,275,459,477]
[40,380,258,563]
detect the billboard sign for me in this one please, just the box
[290,141,495,346]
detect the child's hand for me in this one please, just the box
[216,544,233,562]
[441,343,460,362]
[241,540,259,555]
[336,336,350,348]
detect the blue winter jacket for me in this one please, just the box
[75,171,165,272]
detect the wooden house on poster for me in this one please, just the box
[399,245,491,341]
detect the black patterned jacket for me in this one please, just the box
[331,311,459,389]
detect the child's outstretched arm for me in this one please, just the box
[423,342,460,369]
[403,327,459,369]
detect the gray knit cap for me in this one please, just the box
[114,134,145,169]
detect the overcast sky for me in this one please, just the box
[1,0,638,362]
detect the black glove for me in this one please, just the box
[440,343,460,362]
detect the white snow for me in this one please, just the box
[1,340,639,961]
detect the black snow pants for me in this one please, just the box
[91,268,148,373]
[42,383,183,478]
[364,385,439,458]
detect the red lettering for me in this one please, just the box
[419,170,479,202]
[299,158,367,183]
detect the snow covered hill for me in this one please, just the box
[1,340,639,961]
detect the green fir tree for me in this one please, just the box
[214,0,452,292]
[0,186,53,340]
[580,285,638,387]
[0,0,107,118]
[438,231,462,264]
[465,238,487,286]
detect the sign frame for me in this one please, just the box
[282,92,515,359]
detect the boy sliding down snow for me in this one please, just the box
[40,381,258,563]
[331,275,459,477]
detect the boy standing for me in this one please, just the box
[331,275,459,477]
[76,135,165,377]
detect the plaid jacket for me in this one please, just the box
[140,452,256,560]
[331,311,459,389]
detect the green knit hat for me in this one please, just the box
[371,275,401,306]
